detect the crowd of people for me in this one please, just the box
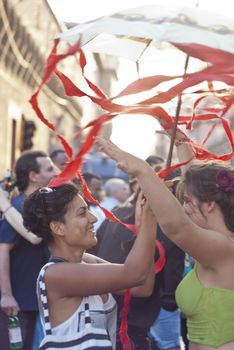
[0,136,234,350]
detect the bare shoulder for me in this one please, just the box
[176,223,234,270]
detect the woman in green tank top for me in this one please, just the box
[95,136,234,350]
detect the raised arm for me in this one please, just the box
[94,137,234,269]
[129,191,156,296]
[83,192,156,297]
[0,189,42,245]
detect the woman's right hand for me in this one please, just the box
[0,294,20,316]
[95,136,150,177]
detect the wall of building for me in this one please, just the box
[0,0,82,177]
[0,0,120,180]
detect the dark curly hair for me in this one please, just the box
[183,161,234,232]
[23,183,79,243]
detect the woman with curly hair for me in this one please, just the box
[22,182,156,349]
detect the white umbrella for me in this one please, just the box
[57,4,234,61]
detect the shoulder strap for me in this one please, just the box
[83,298,92,327]
[38,262,54,335]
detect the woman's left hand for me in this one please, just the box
[135,190,157,235]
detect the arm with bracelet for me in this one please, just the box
[0,189,42,245]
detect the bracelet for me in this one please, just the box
[175,138,189,146]
[3,205,12,215]
[175,140,185,146]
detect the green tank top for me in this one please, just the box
[176,266,234,347]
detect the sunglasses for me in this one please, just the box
[39,187,56,194]
[39,187,56,214]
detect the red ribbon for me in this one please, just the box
[119,289,133,350]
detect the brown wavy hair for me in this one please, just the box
[183,161,234,232]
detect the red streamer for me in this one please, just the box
[119,289,133,350]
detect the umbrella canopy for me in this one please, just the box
[58,4,234,61]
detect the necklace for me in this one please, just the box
[49,256,69,263]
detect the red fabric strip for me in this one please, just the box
[171,42,234,66]
[79,50,107,99]
[111,74,179,100]
[49,122,102,187]
[29,39,83,159]
[201,123,217,147]
[53,54,234,165]
[155,240,166,274]
[56,63,234,164]
[119,289,133,350]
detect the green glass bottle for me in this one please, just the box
[8,316,23,349]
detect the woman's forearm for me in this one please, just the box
[137,167,189,237]
[4,207,42,244]
[124,203,156,286]
[0,190,41,244]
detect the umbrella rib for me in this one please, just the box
[136,39,153,64]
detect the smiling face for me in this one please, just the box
[60,194,98,249]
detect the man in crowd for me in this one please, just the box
[0,150,56,350]
[101,177,130,211]
[50,149,68,171]
[82,172,106,230]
